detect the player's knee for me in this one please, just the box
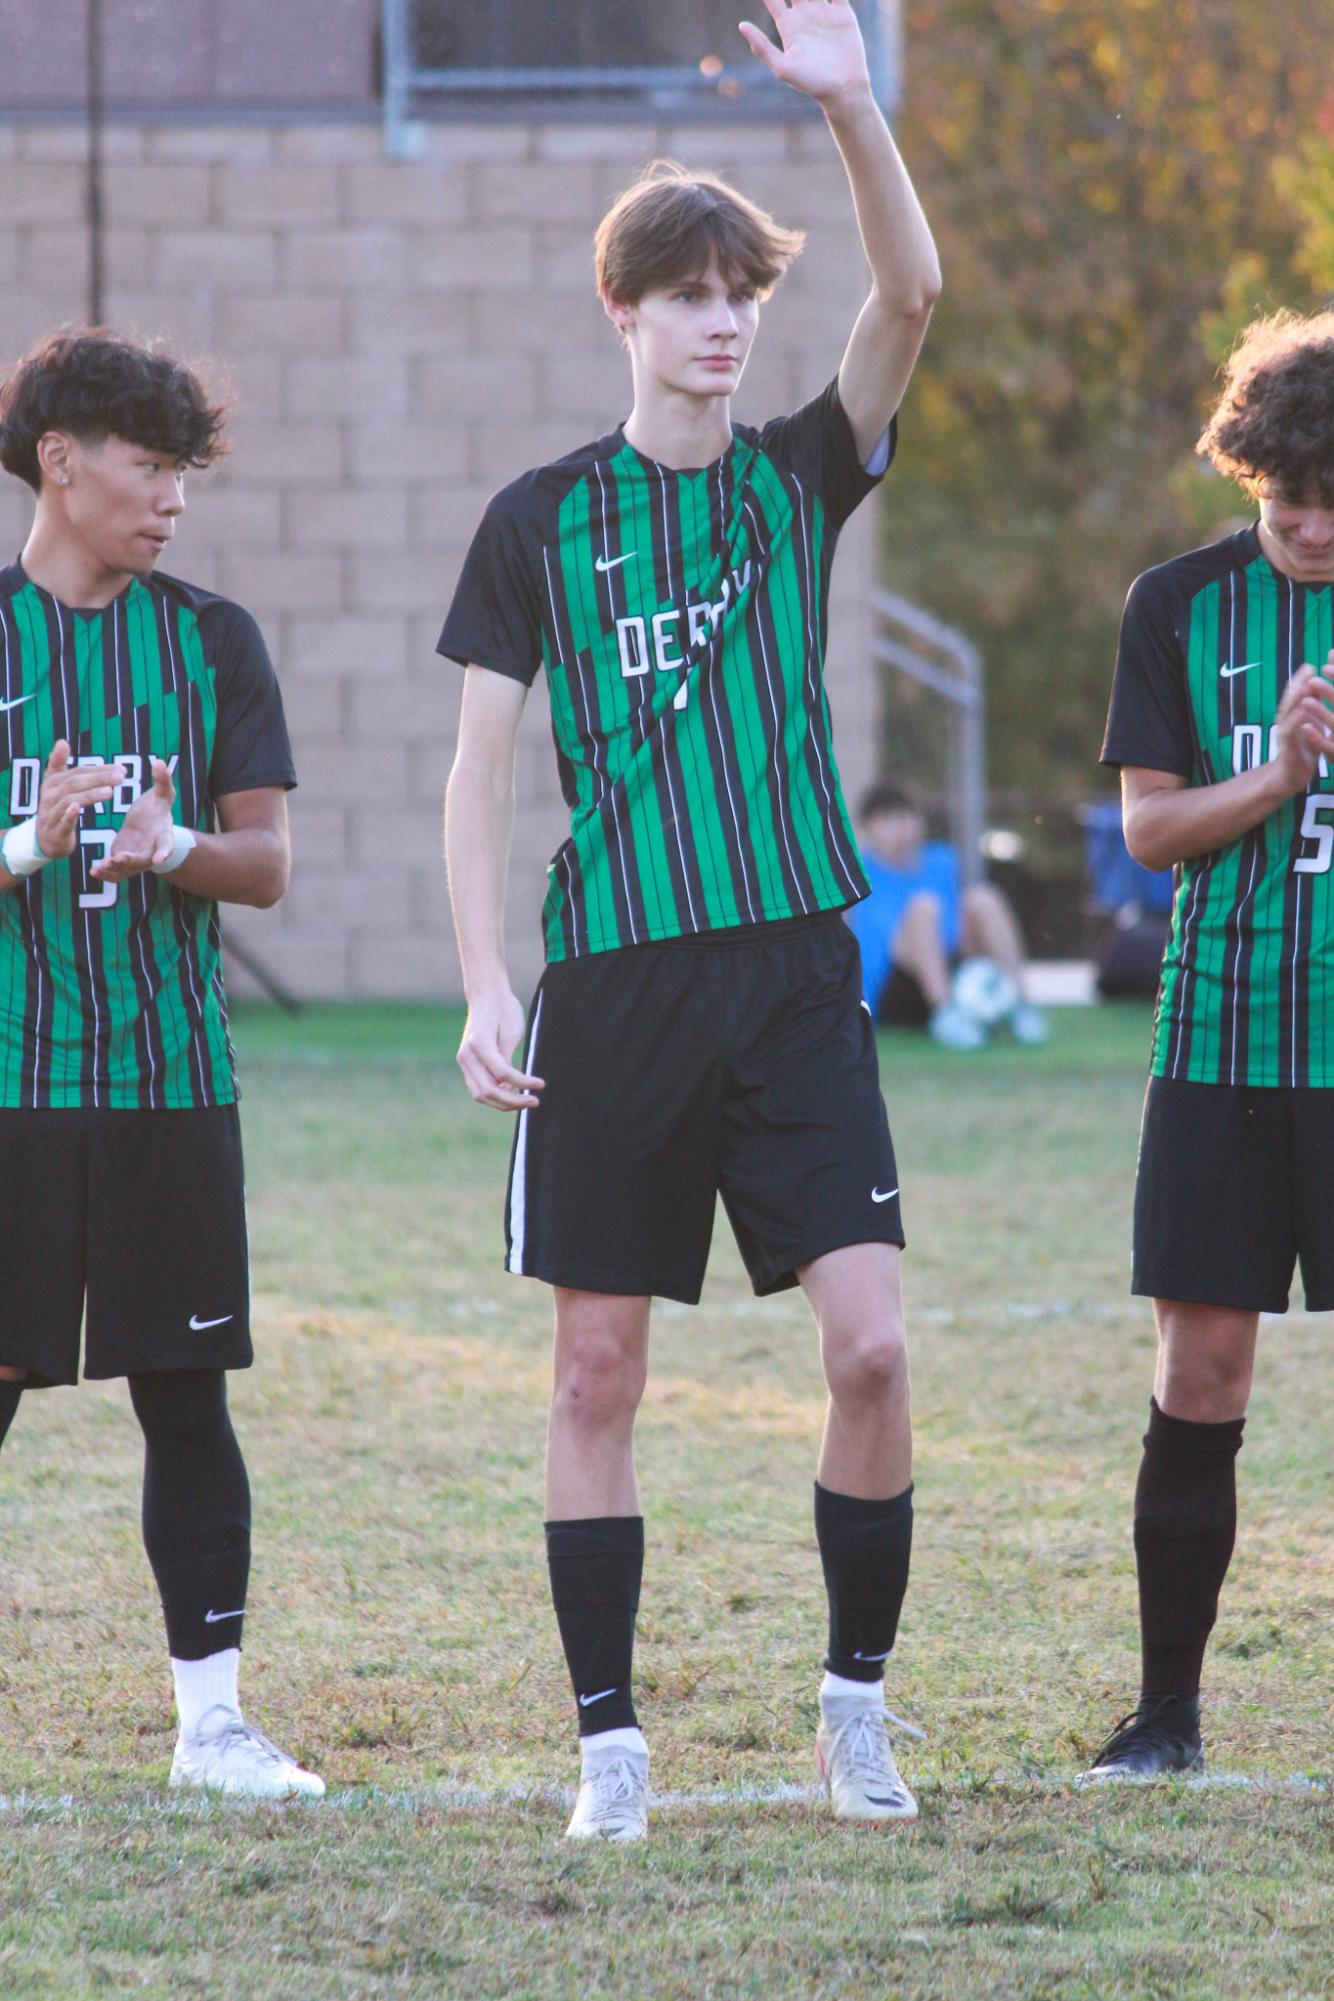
[128,1368,230,1443]
[824,1326,908,1409]
[553,1337,645,1430]
[901,891,943,930]
[963,882,1003,921]
[1159,1349,1250,1421]
[0,1364,29,1381]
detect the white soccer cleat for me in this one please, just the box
[1009,1000,1050,1046]
[928,999,987,1051]
[564,1746,649,1841]
[169,1703,325,1800]
[817,1700,921,1824]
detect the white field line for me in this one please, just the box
[0,1772,1326,1823]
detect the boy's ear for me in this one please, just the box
[37,431,75,490]
[602,291,635,336]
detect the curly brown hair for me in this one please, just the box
[0,328,229,493]
[1197,310,1334,506]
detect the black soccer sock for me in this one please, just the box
[545,1515,644,1737]
[1134,1398,1244,1705]
[129,1369,251,1662]
[0,1379,22,1451]
[815,1480,914,1684]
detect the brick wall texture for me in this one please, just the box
[0,117,884,1001]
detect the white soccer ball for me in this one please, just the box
[951,956,1019,1026]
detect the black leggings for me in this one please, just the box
[127,1370,251,1660]
[0,1368,250,1659]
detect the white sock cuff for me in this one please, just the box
[821,1669,885,1708]
[172,1648,241,1737]
[580,1725,648,1771]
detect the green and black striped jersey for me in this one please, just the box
[1102,526,1334,1086]
[439,380,891,962]
[0,562,295,1109]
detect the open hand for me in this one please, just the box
[33,741,128,859]
[90,755,177,881]
[738,0,872,107]
[1272,658,1334,793]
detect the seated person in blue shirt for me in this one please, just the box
[847,782,1047,1050]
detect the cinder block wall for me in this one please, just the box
[0,118,882,1002]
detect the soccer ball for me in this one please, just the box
[951,956,1018,1026]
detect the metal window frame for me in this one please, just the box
[382,0,900,156]
[871,590,987,888]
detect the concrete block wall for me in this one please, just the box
[0,116,883,1002]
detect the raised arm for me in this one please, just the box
[739,0,942,462]
[445,663,544,1112]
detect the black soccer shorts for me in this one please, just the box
[504,913,905,1303]
[0,1105,253,1387]
[1133,1076,1334,1312]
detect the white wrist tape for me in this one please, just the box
[2,818,49,879]
[152,825,198,876]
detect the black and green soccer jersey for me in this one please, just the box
[0,563,295,1110]
[438,380,891,961]
[1102,526,1334,1087]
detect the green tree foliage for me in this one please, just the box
[888,0,1332,797]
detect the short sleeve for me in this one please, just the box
[756,378,896,529]
[437,483,545,687]
[203,603,297,797]
[1101,570,1194,776]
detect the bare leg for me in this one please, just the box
[546,1289,650,1519]
[1153,1299,1257,1422]
[889,892,951,1012]
[802,1243,911,1498]
[960,882,1029,991]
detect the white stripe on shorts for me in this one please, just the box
[506,991,544,1275]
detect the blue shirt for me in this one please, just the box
[846,841,962,1009]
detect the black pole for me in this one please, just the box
[87,0,105,324]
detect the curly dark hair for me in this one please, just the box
[1197,310,1334,506]
[0,328,229,492]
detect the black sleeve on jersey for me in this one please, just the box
[202,602,297,797]
[757,378,897,528]
[1101,568,1195,776]
[437,479,546,687]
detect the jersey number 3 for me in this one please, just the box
[78,829,119,908]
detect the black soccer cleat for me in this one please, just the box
[1075,1695,1204,1785]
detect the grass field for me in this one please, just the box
[1,1001,1331,1999]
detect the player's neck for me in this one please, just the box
[20,517,134,611]
[622,380,734,473]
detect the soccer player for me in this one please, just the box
[441,0,940,1837]
[1083,309,1334,1781]
[0,330,322,1798]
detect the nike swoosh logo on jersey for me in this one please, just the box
[0,694,33,714]
[189,1313,234,1330]
[204,1607,245,1623]
[595,551,635,573]
[1220,660,1261,678]
[578,1687,618,1706]
[871,1187,898,1204]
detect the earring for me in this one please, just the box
[59,474,70,486]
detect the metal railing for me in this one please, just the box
[382,0,901,156]
[871,589,986,887]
